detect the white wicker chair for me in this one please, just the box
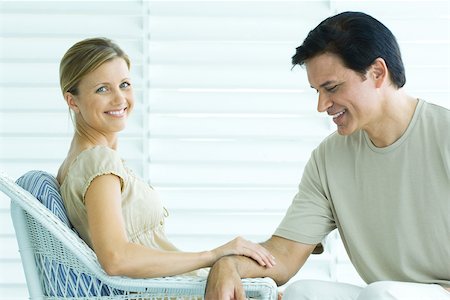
[0,171,277,300]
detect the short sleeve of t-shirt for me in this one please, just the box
[274,148,337,244]
[66,146,127,203]
[60,146,128,248]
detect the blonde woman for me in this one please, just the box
[56,37,275,278]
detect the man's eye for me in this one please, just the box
[326,85,338,92]
[96,86,108,93]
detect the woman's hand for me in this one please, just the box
[211,236,276,268]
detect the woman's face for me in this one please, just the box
[68,57,134,136]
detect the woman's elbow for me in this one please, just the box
[98,250,127,276]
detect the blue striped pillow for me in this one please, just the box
[16,170,123,296]
[16,170,72,227]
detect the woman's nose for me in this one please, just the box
[112,89,126,105]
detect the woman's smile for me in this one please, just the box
[105,107,128,118]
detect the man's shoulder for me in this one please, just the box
[421,100,450,121]
[418,100,450,142]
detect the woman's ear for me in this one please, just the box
[64,92,80,113]
[371,58,388,88]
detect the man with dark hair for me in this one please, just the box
[205,11,449,300]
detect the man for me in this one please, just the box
[205,11,450,300]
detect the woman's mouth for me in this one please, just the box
[105,107,127,117]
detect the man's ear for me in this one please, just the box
[371,58,388,88]
[64,92,80,113]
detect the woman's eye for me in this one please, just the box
[120,81,131,89]
[96,86,108,93]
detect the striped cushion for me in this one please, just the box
[16,170,122,297]
[16,170,72,227]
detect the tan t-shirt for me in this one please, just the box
[275,100,450,287]
[60,146,179,253]
[60,146,207,278]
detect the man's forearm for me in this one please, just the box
[213,236,314,286]
[222,251,291,286]
[205,237,315,300]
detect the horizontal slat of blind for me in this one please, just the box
[149,65,309,89]
[0,284,28,300]
[149,1,329,18]
[0,236,20,260]
[149,162,307,187]
[0,193,10,209]
[0,14,143,38]
[334,0,449,18]
[0,1,144,14]
[149,115,332,138]
[149,16,321,41]
[0,37,143,64]
[165,212,283,235]
[149,90,319,114]
[0,261,26,284]
[160,187,296,211]
[0,210,15,235]
[149,139,320,162]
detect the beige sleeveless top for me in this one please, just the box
[60,146,179,253]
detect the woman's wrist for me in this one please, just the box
[202,250,219,266]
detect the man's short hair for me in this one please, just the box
[292,11,406,88]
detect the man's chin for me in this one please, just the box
[336,126,354,136]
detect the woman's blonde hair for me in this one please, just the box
[59,37,130,96]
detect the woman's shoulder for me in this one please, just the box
[63,146,126,185]
[77,145,121,161]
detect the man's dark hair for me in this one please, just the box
[292,11,406,88]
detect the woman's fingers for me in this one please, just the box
[233,237,276,268]
[214,236,276,268]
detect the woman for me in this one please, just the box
[56,37,275,278]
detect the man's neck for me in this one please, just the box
[365,93,418,148]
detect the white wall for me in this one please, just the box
[0,0,449,298]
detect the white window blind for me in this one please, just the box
[0,1,449,298]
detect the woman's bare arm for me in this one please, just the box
[85,174,275,278]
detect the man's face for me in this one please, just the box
[305,52,381,136]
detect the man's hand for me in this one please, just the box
[205,236,317,299]
[205,257,246,300]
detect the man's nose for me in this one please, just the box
[317,93,332,113]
